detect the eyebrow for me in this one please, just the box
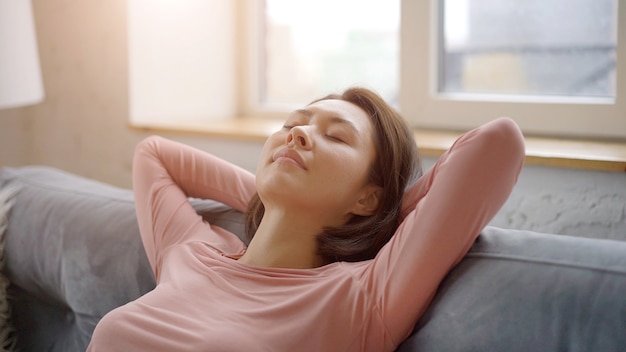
[293,108,360,135]
[293,108,313,117]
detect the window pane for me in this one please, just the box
[440,0,617,98]
[263,0,399,106]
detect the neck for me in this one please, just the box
[238,207,327,269]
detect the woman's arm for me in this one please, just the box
[365,118,525,345]
[132,136,256,278]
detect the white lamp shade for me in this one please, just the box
[0,0,44,109]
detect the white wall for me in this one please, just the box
[128,0,238,125]
[422,157,626,240]
[0,0,261,188]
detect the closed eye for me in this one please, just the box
[325,134,345,143]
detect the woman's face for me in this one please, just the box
[256,99,379,226]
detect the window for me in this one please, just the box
[247,0,624,138]
[400,0,625,138]
[439,0,616,98]
[261,0,399,107]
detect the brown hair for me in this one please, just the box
[245,87,422,263]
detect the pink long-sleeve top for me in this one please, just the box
[88,118,525,352]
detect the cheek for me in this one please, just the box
[320,151,372,190]
[257,134,281,170]
[255,143,277,191]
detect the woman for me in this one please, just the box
[88,87,525,351]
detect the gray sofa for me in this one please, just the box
[0,166,625,352]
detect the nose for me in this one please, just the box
[286,126,312,150]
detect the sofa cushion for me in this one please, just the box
[397,226,626,351]
[0,186,19,351]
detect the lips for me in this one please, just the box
[273,148,307,170]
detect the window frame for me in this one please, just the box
[239,0,294,119]
[242,0,625,138]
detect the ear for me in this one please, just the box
[351,184,382,217]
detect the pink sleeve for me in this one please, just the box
[365,118,525,344]
[132,136,256,279]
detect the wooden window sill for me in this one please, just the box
[131,118,626,173]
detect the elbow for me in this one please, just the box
[132,135,164,172]
[503,117,526,168]
[457,117,526,186]
[486,117,526,169]
[133,135,166,163]
[135,135,162,154]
